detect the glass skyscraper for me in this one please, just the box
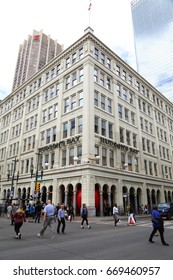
[131,0,173,102]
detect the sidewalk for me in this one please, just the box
[73,214,151,223]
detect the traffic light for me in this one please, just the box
[36,182,40,192]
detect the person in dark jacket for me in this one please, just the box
[148,205,169,246]
[35,202,42,223]
[81,203,91,229]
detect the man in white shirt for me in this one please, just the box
[113,204,119,227]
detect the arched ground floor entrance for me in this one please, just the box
[1,172,173,216]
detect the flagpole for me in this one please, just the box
[88,0,92,27]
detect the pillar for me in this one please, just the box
[100,191,103,216]
[73,191,77,216]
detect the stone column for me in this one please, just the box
[108,192,111,206]
[134,192,138,214]
[73,191,77,216]
[116,179,123,214]
[64,191,68,206]
[160,185,165,202]
[100,191,103,216]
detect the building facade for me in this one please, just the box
[1,27,173,216]
[131,0,173,102]
[12,30,63,91]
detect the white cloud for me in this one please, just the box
[0,0,135,100]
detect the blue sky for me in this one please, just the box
[0,0,135,100]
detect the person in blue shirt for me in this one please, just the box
[37,200,55,239]
[148,205,169,246]
[57,204,66,234]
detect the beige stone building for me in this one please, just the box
[1,27,173,216]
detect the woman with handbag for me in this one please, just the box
[148,205,169,246]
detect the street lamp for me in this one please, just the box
[7,157,19,202]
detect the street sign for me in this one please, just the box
[37,179,42,182]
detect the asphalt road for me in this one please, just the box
[0,216,172,260]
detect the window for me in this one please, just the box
[131,112,135,125]
[52,127,56,142]
[123,88,127,101]
[94,69,98,82]
[108,123,113,139]
[79,68,83,82]
[107,77,111,90]
[72,72,77,86]
[30,117,34,129]
[128,155,132,171]
[28,137,31,150]
[116,65,120,76]
[120,127,124,143]
[54,104,58,118]
[79,48,83,59]
[101,53,105,64]
[122,70,126,80]
[109,150,114,167]
[57,64,61,75]
[102,148,107,166]
[108,98,112,113]
[70,119,75,136]
[78,116,83,133]
[101,95,105,110]
[72,52,76,64]
[42,110,47,123]
[95,117,99,134]
[100,73,104,86]
[51,68,55,79]
[133,133,137,148]
[71,95,76,110]
[63,122,68,138]
[64,98,69,113]
[65,76,70,90]
[78,90,83,106]
[129,92,133,104]
[128,75,132,85]
[69,147,74,165]
[94,48,99,59]
[51,152,55,169]
[44,90,48,102]
[50,87,54,98]
[48,107,53,120]
[125,108,129,122]
[101,119,106,136]
[46,129,51,144]
[77,145,82,163]
[125,131,131,147]
[46,72,49,82]
[118,104,122,119]
[94,91,98,106]
[117,84,121,96]
[66,57,70,68]
[142,138,145,151]
[107,57,111,68]
[56,83,59,96]
[62,150,66,166]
